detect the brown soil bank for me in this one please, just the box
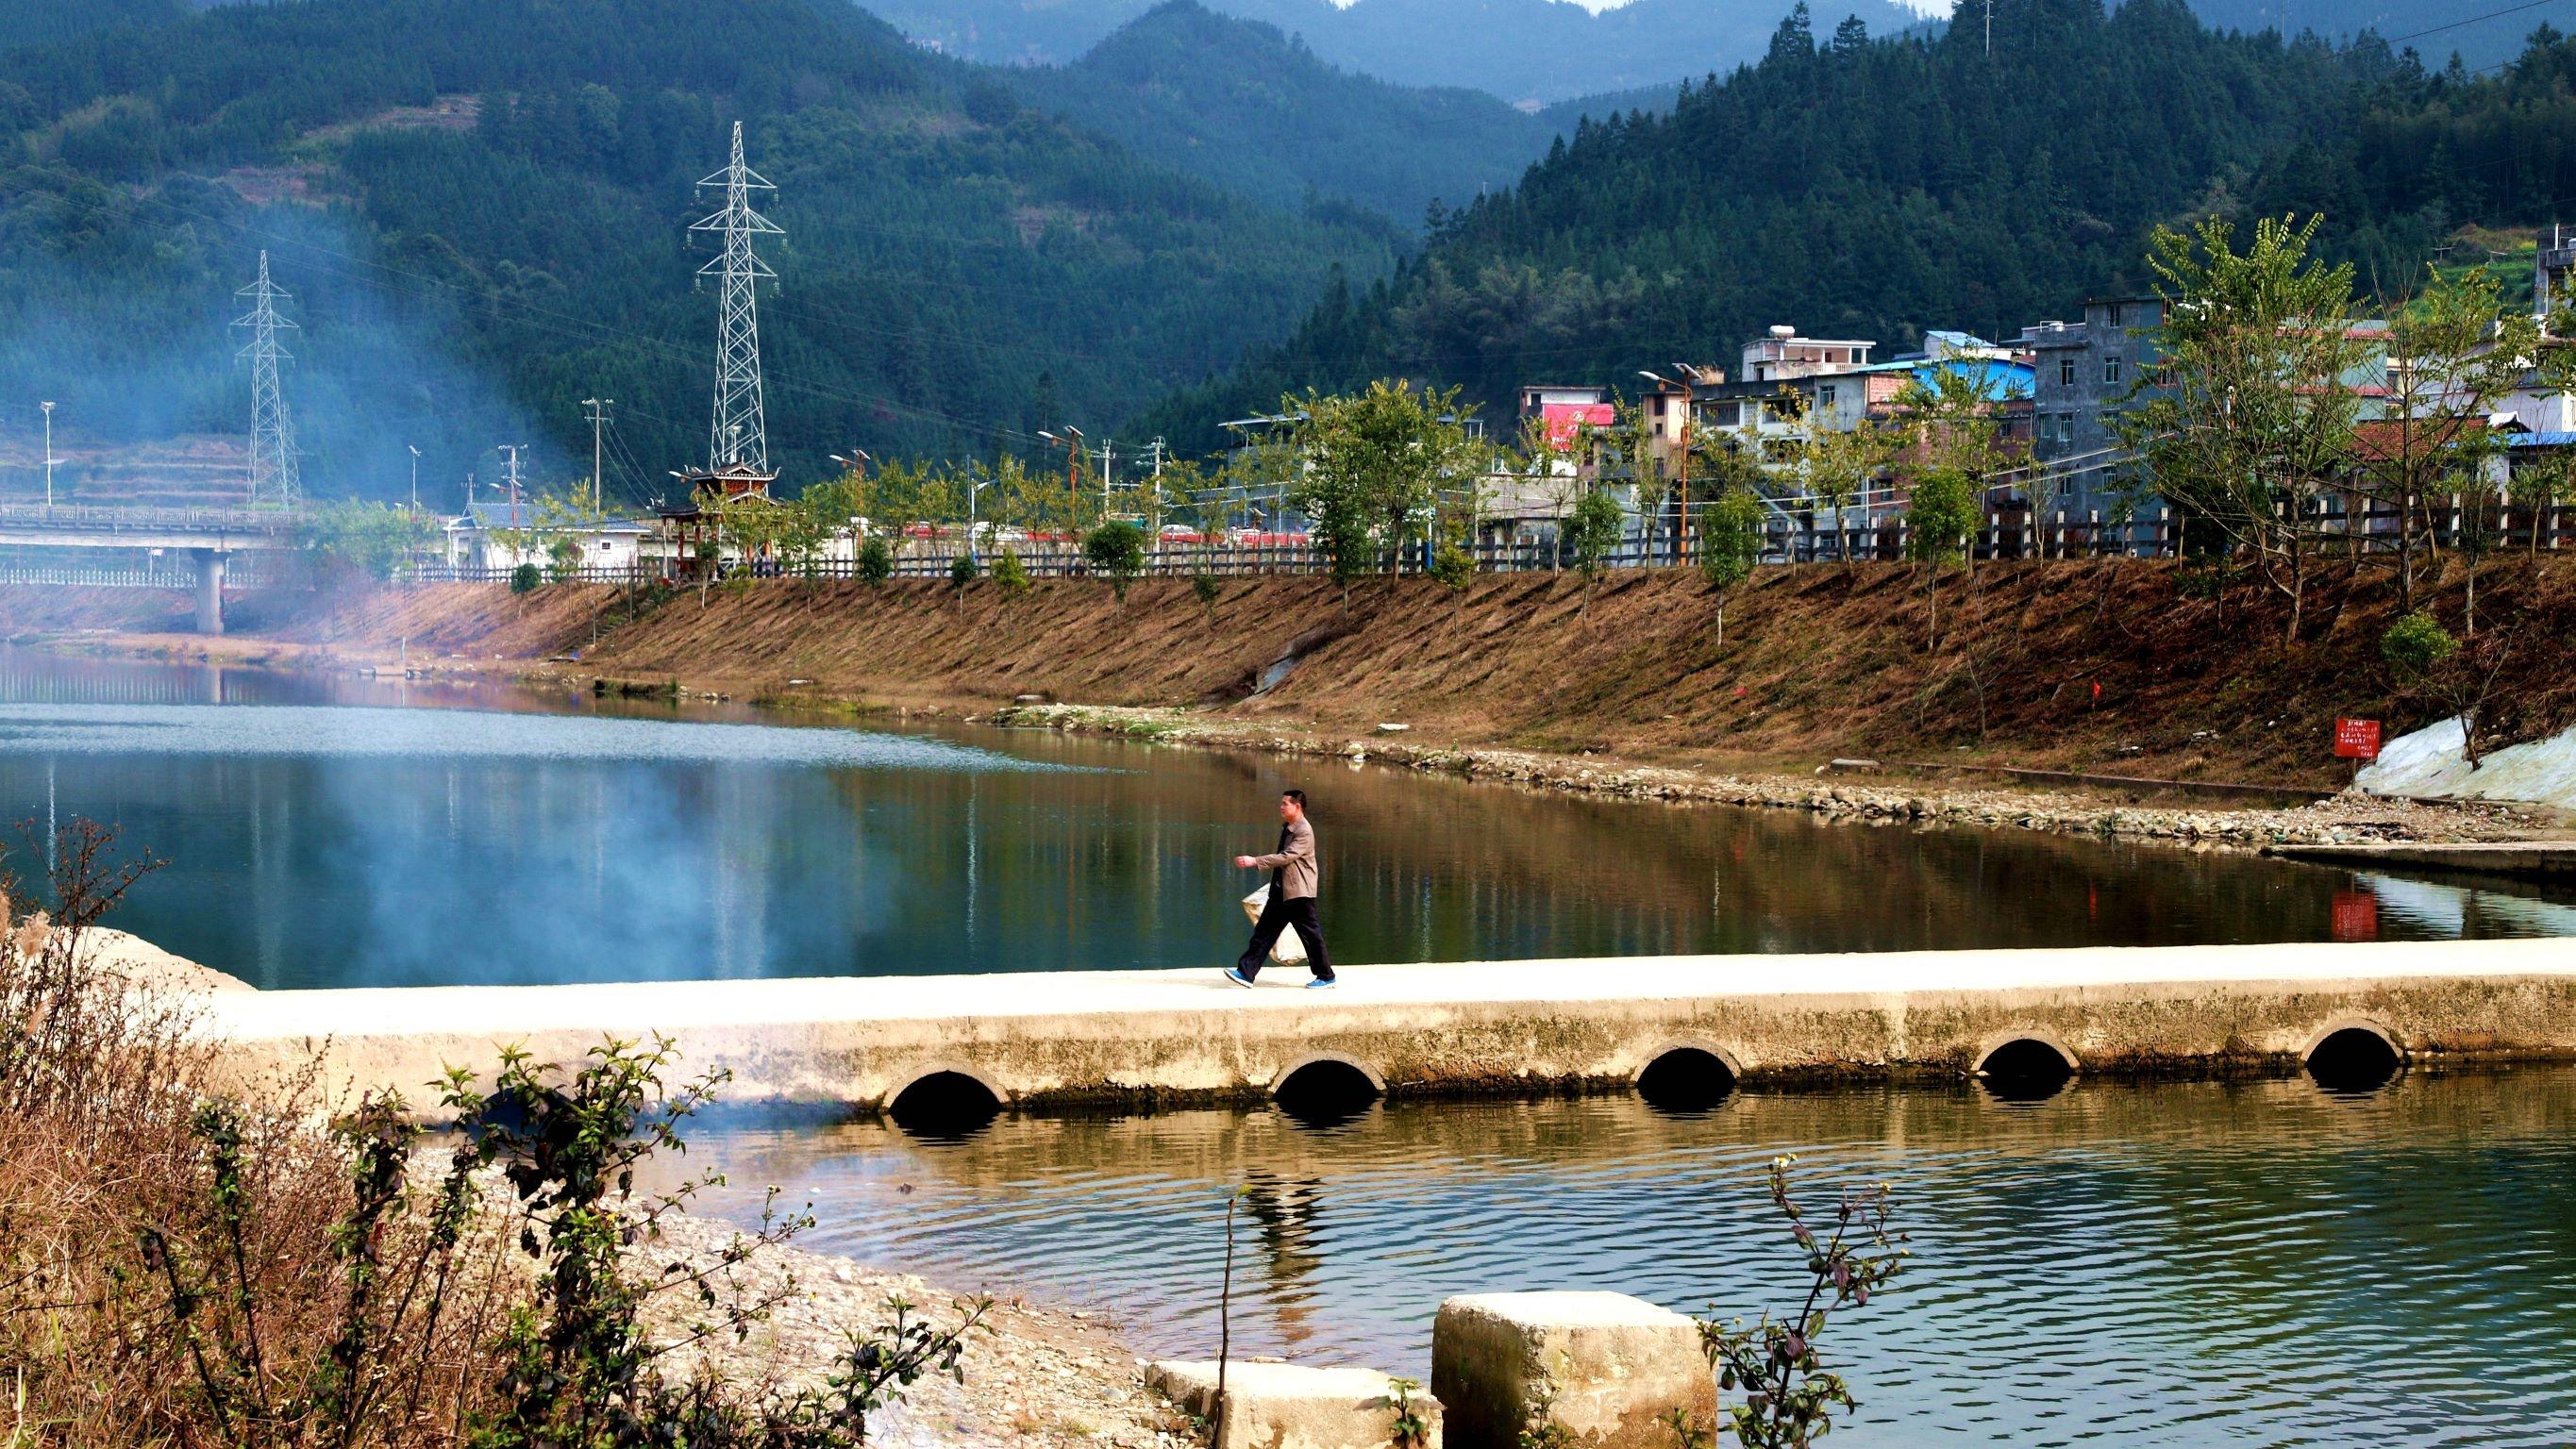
[24,557,2574,791]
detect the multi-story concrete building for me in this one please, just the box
[1738,325,1876,383]
[2025,296,2165,518]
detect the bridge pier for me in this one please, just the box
[192,549,226,635]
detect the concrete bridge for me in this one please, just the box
[199,938,2576,1124]
[0,503,304,634]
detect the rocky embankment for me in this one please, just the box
[643,1213,1188,1449]
[983,702,2556,849]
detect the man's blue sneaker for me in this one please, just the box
[1223,968,1254,989]
[1306,977,1337,990]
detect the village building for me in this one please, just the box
[2025,296,2167,520]
[444,502,650,575]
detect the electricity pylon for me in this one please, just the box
[233,251,300,506]
[690,121,782,484]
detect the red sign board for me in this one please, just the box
[1540,402,1615,450]
[2333,718,2381,760]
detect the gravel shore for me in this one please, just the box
[981,703,2565,849]
[641,1212,1191,1448]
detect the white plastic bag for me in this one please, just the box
[1240,884,1308,964]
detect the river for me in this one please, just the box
[3,646,2572,1445]
[1,650,2569,990]
[690,1067,2576,1448]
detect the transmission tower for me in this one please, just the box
[688,121,782,490]
[232,251,301,506]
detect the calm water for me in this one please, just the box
[1,650,2572,989]
[5,648,2571,1441]
[686,1069,2576,1447]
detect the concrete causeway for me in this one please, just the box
[199,937,2576,1115]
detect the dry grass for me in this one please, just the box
[0,824,530,1446]
[0,824,937,1449]
[21,554,2576,789]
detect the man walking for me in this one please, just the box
[1226,789,1335,989]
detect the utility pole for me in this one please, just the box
[232,251,301,507]
[407,444,421,510]
[498,444,526,528]
[40,400,55,512]
[1100,437,1114,519]
[582,398,613,511]
[690,122,783,480]
[1148,436,1166,538]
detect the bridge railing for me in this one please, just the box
[0,502,306,536]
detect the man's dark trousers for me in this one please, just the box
[1237,892,1332,982]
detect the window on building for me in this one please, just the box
[2103,355,2123,386]
[2059,358,2075,387]
[2107,302,2125,327]
[1817,384,1838,406]
[1712,402,1742,426]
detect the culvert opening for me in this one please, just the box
[2306,1027,2402,1092]
[1977,1038,2075,1102]
[1273,1059,1381,1126]
[1637,1047,1737,1112]
[887,1072,1002,1140]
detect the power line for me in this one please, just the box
[2384,0,2568,45]
[230,249,299,506]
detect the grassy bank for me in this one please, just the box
[18,557,2576,792]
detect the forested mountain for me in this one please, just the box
[1003,1,1555,222]
[0,0,1401,502]
[1137,0,2576,447]
[874,0,1928,104]
[0,0,190,51]
[861,0,2538,103]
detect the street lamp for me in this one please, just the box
[41,401,56,512]
[1038,427,1084,520]
[829,449,873,475]
[965,475,993,565]
[1639,371,1693,563]
[407,444,422,510]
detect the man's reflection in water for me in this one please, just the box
[1243,1168,1328,1352]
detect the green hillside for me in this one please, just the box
[1005,0,1553,225]
[1138,0,2570,447]
[0,0,1399,501]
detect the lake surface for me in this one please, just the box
[2,650,2573,989]
[685,1067,2576,1448]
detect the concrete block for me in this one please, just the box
[1431,1291,1712,1449]
[1148,1359,1442,1449]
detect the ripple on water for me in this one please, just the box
[688,1070,2576,1449]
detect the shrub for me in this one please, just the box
[1563,487,1625,579]
[2381,610,2458,683]
[1697,490,1767,647]
[857,535,894,586]
[993,548,1030,598]
[1429,541,1474,591]
[0,822,983,1449]
[510,561,543,594]
[1668,1157,1906,1449]
[1192,572,1222,608]
[1902,470,1978,569]
[949,552,978,588]
[1083,521,1148,603]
